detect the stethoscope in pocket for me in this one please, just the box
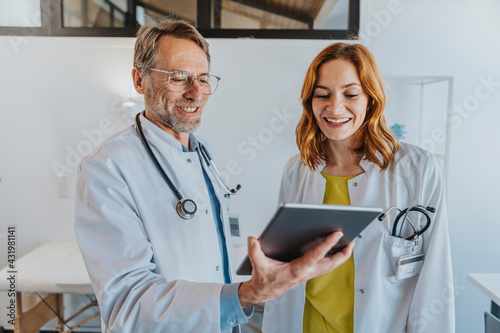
[378,205,436,240]
[378,205,436,280]
[135,113,241,220]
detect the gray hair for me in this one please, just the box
[133,19,210,72]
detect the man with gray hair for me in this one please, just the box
[75,19,353,333]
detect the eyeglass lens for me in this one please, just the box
[169,71,219,95]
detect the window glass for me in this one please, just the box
[63,0,127,28]
[219,0,349,30]
[0,0,42,27]
[318,0,349,29]
[63,0,196,28]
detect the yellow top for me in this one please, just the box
[303,172,356,333]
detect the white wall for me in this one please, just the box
[362,1,500,332]
[1,0,499,331]
[0,36,137,330]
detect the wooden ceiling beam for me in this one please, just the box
[227,0,313,28]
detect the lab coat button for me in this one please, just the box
[216,266,219,271]
[205,209,209,214]
[359,289,365,294]
[353,182,358,187]
[187,158,192,163]
[357,234,362,238]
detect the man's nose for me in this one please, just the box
[183,78,203,101]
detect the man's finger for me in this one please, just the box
[247,236,266,270]
[342,241,355,256]
[308,231,344,261]
[328,241,355,267]
[308,241,355,276]
[292,231,344,270]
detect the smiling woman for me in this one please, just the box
[297,43,398,173]
[262,42,455,333]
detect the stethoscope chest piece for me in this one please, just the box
[135,112,240,221]
[176,199,197,220]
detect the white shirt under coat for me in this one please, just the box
[261,143,455,333]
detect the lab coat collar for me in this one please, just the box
[315,154,380,174]
[138,113,199,153]
[360,155,380,173]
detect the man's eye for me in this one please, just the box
[199,76,210,85]
[170,72,188,82]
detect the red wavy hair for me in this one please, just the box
[296,43,399,171]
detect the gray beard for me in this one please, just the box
[151,101,202,133]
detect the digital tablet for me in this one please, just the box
[236,203,382,275]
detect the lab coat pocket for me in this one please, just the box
[382,234,414,283]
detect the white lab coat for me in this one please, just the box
[75,114,236,333]
[261,143,454,333]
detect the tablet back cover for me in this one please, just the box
[236,203,381,275]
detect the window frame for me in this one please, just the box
[197,0,360,39]
[0,0,359,39]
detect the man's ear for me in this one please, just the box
[132,67,146,95]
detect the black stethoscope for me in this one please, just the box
[378,205,436,240]
[135,113,241,220]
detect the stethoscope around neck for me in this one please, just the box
[135,112,241,220]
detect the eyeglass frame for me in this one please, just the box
[148,68,221,95]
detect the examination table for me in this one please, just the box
[0,240,99,333]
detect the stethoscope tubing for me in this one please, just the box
[379,205,435,240]
[200,144,241,196]
[134,112,240,219]
[391,206,433,240]
[135,113,185,201]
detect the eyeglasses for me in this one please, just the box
[149,68,221,95]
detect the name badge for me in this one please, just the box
[396,252,424,280]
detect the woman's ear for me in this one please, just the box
[367,98,374,111]
[132,67,146,95]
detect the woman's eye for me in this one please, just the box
[314,95,330,100]
[346,94,358,99]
